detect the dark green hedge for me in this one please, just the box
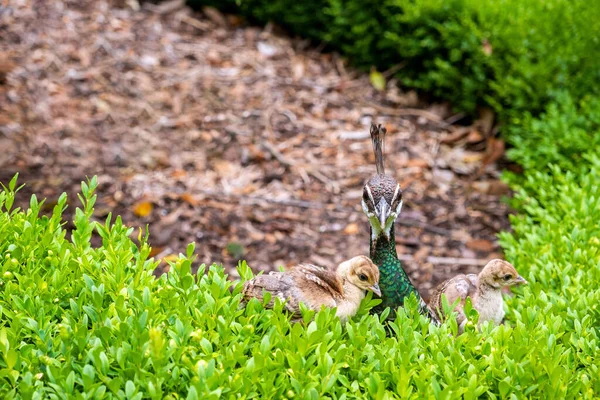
[191,0,600,117]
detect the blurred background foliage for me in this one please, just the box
[190,0,600,118]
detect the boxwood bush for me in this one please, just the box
[505,93,600,174]
[1,140,599,398]
[191,0,600,116]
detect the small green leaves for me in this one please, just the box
[82,365,95,388]
[0,173,23,212]
[186,242,196,259]
[1,150,599,400]
[8,173,19,192]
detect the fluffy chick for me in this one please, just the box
[428,259,527,333]
[242,255,381,322]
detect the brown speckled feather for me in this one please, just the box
[242,264,343,320]
[429,274,478,324]
[365,174,398,206]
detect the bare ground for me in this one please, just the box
[0,0,514,300]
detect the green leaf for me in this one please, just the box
[369,68,386,91]
[186,242,196,259]
[0,329,9,355]
[187,387,199,400]
[5,349,17,370]
[66,371,75,394]
[9,173,19,191]
[126,381,135,399]
[200,338,213,354]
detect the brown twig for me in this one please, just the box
[179,15,210,31]
[260,140,336,189]
[260,140,293,167]
[146,0,185,14]
[382,62,407,78]
[396,218,453,237]
[365,100,448,126]
[397,254,489,266]
[425,256,489,266]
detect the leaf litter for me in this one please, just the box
[0,0,515,300]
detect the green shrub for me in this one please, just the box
[0,164,599,398]
[506,93,600,174]
[189,0,600,116]
[376,0,600,115]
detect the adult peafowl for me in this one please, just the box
[361,124,439,323]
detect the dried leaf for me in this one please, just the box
[292,57,305,81]
[466,239,495,252]
[438,146,481,174]
[343,223,359,235]
[467,130,484,143]
[413,246,430,261]
[472,180,511,195]
[202,6,227,27]
[161,254,179,263]
[152,0,184,14]
[180,193,199,206]
[0,59,16,84]
[463,153,483,163]
[212,159,235,176]
[440,127,470,144]
[257,42,277,58]
[406,159,430,168]
[171,169,187,179]
[133,201,153,217]
[265,234,277,244]
[477,106,495,137]
[161,209,182,225]
[226,15,244,27]
[481,138,506,167]
[149,246,166,257]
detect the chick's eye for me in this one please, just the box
[503,274,512,281]
[358,274,368,282]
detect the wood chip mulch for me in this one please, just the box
[0,0,515,300]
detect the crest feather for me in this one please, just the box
[370,124,386,175]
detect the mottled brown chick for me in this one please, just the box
[242,255,381,322]
[428,259,527,333]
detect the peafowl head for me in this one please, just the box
[361,124,403,241]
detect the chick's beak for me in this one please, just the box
[369,283,382,297]
[515,275,528,285]
[375,198,391,230]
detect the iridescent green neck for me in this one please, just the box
[369,225,419,314]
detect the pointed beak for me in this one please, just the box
[515,275,528,285]
[369,283,382,297]
[375,199,391,230]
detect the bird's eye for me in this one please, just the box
[362,191,370,203]
[503,274,512,281]
[358,273,368,281]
